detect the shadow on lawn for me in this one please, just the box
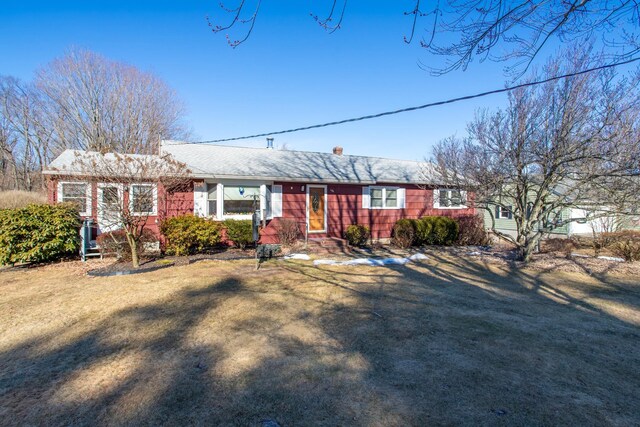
[1,256,639,425]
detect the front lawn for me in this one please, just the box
[0,254,638,425]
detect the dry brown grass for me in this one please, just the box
[1,254,639,426]
[0,190,47,209]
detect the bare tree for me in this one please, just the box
[0,49,190,191]
[208,1,640,74]
[433,51,640,261]
[0,76,52,191]
[35,48,190,155]
[58,151,191,268]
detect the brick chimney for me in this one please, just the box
[332,146,343,156]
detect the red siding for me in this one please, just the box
[47,176,475,245]
[47,176,196,238]
[259,182,476,243]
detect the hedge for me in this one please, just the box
[392,216,459,248]
[160,214,222,256]
[0,203,81,265]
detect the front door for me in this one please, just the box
[97,184,122,232]
[308,186,326,232]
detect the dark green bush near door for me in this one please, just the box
[345,224,370,247]
[393,216,459,248]
[0,203,81,265]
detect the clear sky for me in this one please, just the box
[2,0,533,161]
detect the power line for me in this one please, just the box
[180,56,640,146]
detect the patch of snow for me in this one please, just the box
[407,253,428,261]
[283,253,311,260]
[313,253,427,267]
[467,251,481,256]
[570,253,590,258]
[597,256,625,262]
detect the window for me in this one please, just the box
[223,185,260,216]
[60,182,90,215]
[207,184,217,217]
[130,184,156,215]
[496,206,512,219]
[436,189,466,208]
[367,186,404,209]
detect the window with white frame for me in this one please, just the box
[223,185,260,216]
[365,186,404,209]
[496,205,512,219]
[207,183,217,217]
[130,184,156,215]
[59,182,90,215]
[436,189,466,208]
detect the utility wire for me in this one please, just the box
[179,56,640,146]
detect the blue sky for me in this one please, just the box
[2,1,533,160]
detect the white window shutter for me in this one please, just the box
[362,187,371,209]
[271,185,283,217]
[397,188,406,209]
[193,181,207,217]
[433,189,440,208]
[261,185,273,219]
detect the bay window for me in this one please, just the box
[223,185,260,216]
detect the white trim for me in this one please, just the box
[129,183,158,216]
[434,188,468,210]
[362,186,370,209]
[496,205,512,219]
[367,186,404,210]
[97,183,124,233]
[271,185,283,218]
[57,181,92,217]
[193,181,208,217]
[306,184,328,233]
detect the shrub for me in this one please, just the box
[96,228,158,261]
[414,217,434,245]
[392,219,416,249]
[419,216,459,245]
[455,215,490,246]
[433,216,459,245]
[607,231,640,262]
[223,219,254,249]
[160,214,222,256]
[345,224,370,247]
[543,237,577,257]
[275,218,301,246]
[0,203,80,265]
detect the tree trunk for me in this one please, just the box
[126,231,139,268]
[517,235,540,262]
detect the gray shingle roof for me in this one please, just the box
[44,141,442,185]
[160,140,440,185]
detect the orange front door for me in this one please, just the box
[308,186,326,232]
